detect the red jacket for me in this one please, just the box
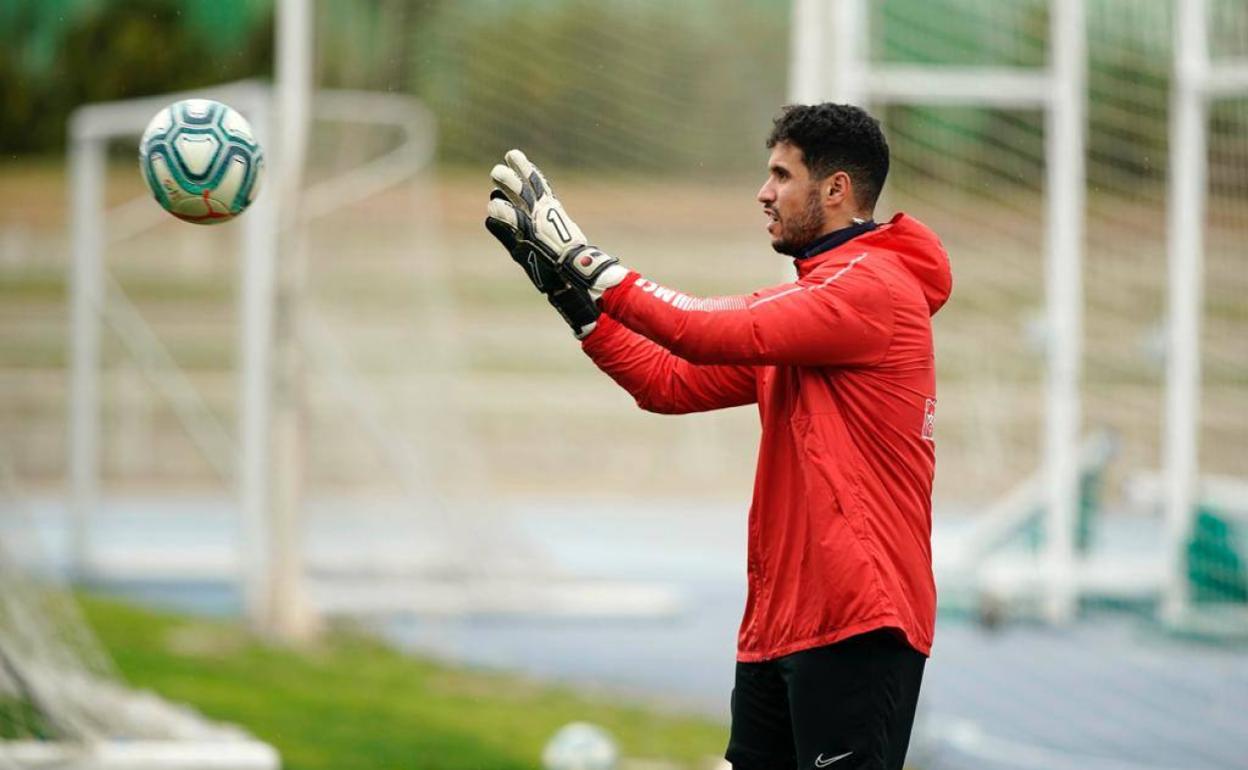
[581,213,952,660]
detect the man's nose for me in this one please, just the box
[757,181,773,204]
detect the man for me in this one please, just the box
[485,103,952,770]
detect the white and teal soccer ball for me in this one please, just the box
[542,722,619,770]
[139,99,264,225]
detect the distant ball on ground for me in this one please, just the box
[542,722,619,770]
[139,99,264,225]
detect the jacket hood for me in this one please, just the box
[865,213,952,315]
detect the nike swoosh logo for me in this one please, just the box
[814,751,853,768]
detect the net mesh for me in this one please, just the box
[0,449,114,744]
[0,450,268,756]
[0,0,1244,585]
[873,1,1047,508]
[0,0,1246,761]
[877,0,1246,521]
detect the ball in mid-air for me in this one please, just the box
[139,99,264,225]
[542,722,619,770]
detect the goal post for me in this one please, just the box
[1161,0,1248,626]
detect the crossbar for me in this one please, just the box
[869,66,1052,107]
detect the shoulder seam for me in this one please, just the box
[747,252,870,310]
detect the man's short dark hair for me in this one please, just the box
[766,103,890,212]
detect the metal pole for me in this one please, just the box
[68,130,104,581]
[788,0,827,103]
[1161,0,1209,626]
[783,0,865,283]
[829,0,866,106]
[264,0,317,640]
[1042,0,1086,624]
[239,96,278,633]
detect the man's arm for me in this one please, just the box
[581,315,757,414]
[483,148,890,370]
[599,262,894,368]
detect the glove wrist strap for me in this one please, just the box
[563,245,628,300]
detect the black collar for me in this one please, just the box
[798,219,878,260]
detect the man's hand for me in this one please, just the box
[488,149,629,300]
[485,190,601,339]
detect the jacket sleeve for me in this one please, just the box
[580,315,757,414]
[600,260,894,367]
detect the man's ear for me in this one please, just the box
[826,171,852,206]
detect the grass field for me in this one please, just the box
[80,594,728,770]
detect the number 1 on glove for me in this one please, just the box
[489,149,630,301]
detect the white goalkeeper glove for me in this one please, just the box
[484,190,602,339]
[487,149,630,301]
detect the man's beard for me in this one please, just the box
[770,186,826,257]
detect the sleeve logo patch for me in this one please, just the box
[921,398,937,442]
[632,277,749,312]
[634,278,698,310]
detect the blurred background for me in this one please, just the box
[0,0,1246,768]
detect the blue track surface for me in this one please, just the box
[10,495,1248,769]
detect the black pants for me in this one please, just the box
[726,629,926,770]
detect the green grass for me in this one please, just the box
[79,595,727,770]
[0,697,52,740]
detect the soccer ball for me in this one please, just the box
[139,99,264,225]
[541,722,619,770]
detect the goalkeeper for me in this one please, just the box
[485,103,951,770]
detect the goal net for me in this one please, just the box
[853,0,1248,623]
[0,450,277,769]
[838,1,1248,766]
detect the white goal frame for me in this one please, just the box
[792,0,1248,628]
[66,82,438,632]
[68,81,277,629]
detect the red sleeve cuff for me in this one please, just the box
[599,270,642,314]
[580,313,621,353]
